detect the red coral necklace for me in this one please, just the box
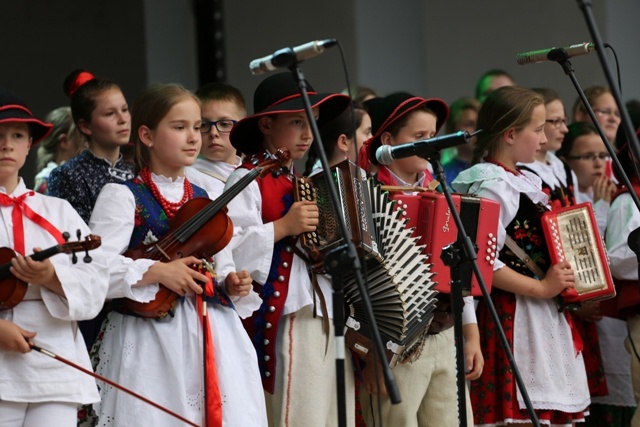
[483,157,521,176]
[139,168,194,219]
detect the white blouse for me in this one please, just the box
[0,179,109,404]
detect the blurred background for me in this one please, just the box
[2,0,639,185]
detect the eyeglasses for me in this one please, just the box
[566,152,611,162]
[593,108,621,118]
[545,117,568,128]
[200,119,237,134]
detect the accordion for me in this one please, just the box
[540,202,615,305]
[386,190,500,296]
[293,161,438,366]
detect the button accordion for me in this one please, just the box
[293,160,438,366]
[386,190,500,296]
[540,202,616,305]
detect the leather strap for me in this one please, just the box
[504,235,546,279]
[292,245,331,338]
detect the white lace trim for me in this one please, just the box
[452,163,548,206]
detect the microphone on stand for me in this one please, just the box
[375,130,481,166]
[516,42,595,65]
[249,39,337,75]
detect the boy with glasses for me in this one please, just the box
[185,82,247,195]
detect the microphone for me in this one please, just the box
[375,130,480,165]
[516,42,595,65]
[249,39,337,75]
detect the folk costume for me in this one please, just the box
[225,72,355,427]
[88,172,266,427]
[453,162,590,426]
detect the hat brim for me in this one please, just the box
[0,110,53,145]
[230,93,351,155]
[368,98,449,165]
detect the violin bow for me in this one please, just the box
[30,343,199,427]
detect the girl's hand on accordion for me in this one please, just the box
[541,261,575,298]
[274,200,319,241]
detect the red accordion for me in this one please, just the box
[541,202,616,305]
[387,190,500,296]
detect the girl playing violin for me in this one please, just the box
[88,84,267,426]
[0,88,109,427]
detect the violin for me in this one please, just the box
[120,149,290,318]
[0,232,102,310]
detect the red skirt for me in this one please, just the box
[470,290,588,426]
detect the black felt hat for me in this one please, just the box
[0,88,53,144]
[230,72,350,155]
[361,92,449,166]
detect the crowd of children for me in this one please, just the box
[0,62,638,427]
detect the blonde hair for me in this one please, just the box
[131,84,200,174]
[472,86,544,164]
[36,106,80,172]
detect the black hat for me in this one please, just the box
[360,92,449,166]
[230,72,350,155]
[0,88,53,144]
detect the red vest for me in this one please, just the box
[240,155,297,393]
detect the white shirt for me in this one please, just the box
[0,179,109,404]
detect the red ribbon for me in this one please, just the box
[196,272,223,427]
[0,191,64,255]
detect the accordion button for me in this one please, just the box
[269,306,276,312]
[266,322,272,329]
[264,355,271,362]
[264,339,270,345]
[278,275,285,282]
[265,371,271,378]
[282,262,289,269]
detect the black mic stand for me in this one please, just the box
[427,151,542,427]
[576,0,640,283]
[287,64,401,427]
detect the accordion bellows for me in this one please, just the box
[294,160,438,365]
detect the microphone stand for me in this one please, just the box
[287,64,401,427]
[427,151,541,427]
[575,0,640,280]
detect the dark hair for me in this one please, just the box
[530,87,561,105]
[303,107,359,175]
[472,86,544,164]
[475,69,514,101]
[615,99,640,148]
[571,85,610,119]
[445,97,480,133]
[195,82,246,111]
[556,121,599,159]
[131,84,200,174]
[63,69,122,130]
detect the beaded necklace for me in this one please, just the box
[483,157,521,176]
[139,168,194,219]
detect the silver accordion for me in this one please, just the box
[293,160,438,366]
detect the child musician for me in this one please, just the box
[225,72,354,427]
[453,86,590,426]
[358,92,481,427]
[88,84,266,426]
[0,88,109,427]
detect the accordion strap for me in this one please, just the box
[504,235,546,279]
[291,244,331,338]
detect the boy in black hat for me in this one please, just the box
[225,73,354,426]
[0,88,108,426]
